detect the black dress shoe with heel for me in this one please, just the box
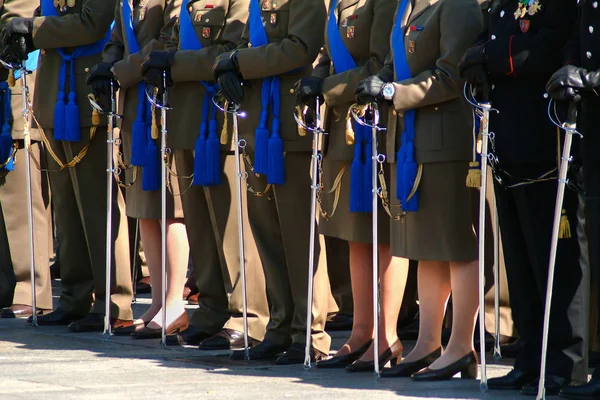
[345,340,403,373]
[316,340,373,369]
[521,375,571,396]
[488,369,539,390]
[560,378,600,400]
[411,351,478,381]
[380,347,442,378]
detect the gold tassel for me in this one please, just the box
[296,106,307,137]
[151,91,159,140]
[345,108,355,145]
[92,109,100,126]
[559,209,571,239]
[220,100,229,145]
[465,162,481,188]
[7,70,15,88]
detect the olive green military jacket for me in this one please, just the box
[385,0,483,164]
[312,0,396,161]
[235,0,327,153]
[167,0,248,150]
[31,0,117,130]
[0,0,39,141]
[103,0,181,139]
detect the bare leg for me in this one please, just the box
[358,250,409,361]
[335,241,374,357]
[137,218,162,323]
[428,260,478,370]
[147,218,190,328]
[401,260,451,363]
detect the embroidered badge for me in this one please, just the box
[262,0,270,10]
[270,13,277,26]
[341,18,348,28]
[519,19,530,32]
[195,10,203,22]
[408,40,416,53]
[138,8,146,21]
[202,27,211,38]
[514,0,541,20]
[346,26,355,39]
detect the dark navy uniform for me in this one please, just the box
[465,0,588,388]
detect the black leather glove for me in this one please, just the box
[459,45,490,100]
[1,18,35,63]
[355,75,385,105]
[213,51,244,104]
[141,50,175,93]
[86,62,119,101]
[546,65,600,99]
[293,76,324,108]
[459,44,486,76]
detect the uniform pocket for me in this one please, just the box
[191,7,226,46]
[261,0,290,40]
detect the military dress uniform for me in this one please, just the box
[0,0,53,317]
[227,0,332,360]
[464,0,588,390]
[28,0,133,328]
[313,0,396,244]
[103,0,183,221]
[167,0,270,345]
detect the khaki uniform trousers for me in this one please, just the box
[246,152,331,354]
[175,149,269,340]
[0,142,52,309]
[45,127,132,319]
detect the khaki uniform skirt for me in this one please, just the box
[120,128,184,220]
[389,161,477,261]
[319,158,390,244]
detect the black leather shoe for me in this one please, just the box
[1,304,51,319]
[176,326,213,346]
[411,351,478,381]
[68,313,133,333]
[380,347,442,378]
[26,309,82,325]
[316,340,372,369]
[488,369,539,390]
[522,375,571,396]
[230,340,290,361]
[276,342,327,365]
[199,328,260,350]
[325,313,353,331]
[560,379,600,400]
[346,340,403,373]
[113,320,147,336]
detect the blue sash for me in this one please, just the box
[121,0,160,191]
[249,0,284,185]
[0,81,13,172]
[41,0,111,142]
[179,0,221,186]
[391,0,418,212]
[327,0,372,212]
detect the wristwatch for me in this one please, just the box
[381,83,396,101]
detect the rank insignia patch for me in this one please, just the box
[408,40,416,53]
[195,11,203,22]
[520,19,530,33]
[346,26,355,39]
[202,27,211,39]
[270,13,277,26]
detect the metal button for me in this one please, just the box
[590,26,595,34]
[84,67,89,73]
[587,51,593,59]
[500,10,505,17]
[205,18,210,22]
[491,35,496,40]
[434,106,439,111]
[594,1,598,8]
[289,88,294,94]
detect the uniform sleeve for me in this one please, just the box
[31,0,117,49]
[236,0,327,79]
[321,0,396,107]
[391,0,483,111]
[485,0,577,76]
[170,0,247,83]
[113,0,182,89]
[102,4,125,66]
[1,0,39,79]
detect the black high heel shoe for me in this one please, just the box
[380,347,442,378]
[345,340,403,373]
[411,351,478,381]
[316,340,373,369]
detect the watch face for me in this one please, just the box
[383,84,394,99]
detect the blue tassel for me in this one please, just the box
[363,140,373,212]
[53,92,66,141]
[142,138,160,192]
[205,120,221,186]
[192,127,207,186]
[63,92,80,142]
[267,130,284,185]
[254,127,269,175]
[131,120,147,166]
[350,156,366,213]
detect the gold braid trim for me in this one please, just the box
[0,143,18,168]
[165,152,193,196]
[377,161,423,221]
[317,162,346,220]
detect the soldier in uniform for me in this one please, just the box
[0,0,53,319]
[293,0,406,371]
[460,0,587,394]
[213,0,332,363]
[546,2,600,398]
[1,0,134,332]
[87,0,190,338]
[140,0,271,349]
